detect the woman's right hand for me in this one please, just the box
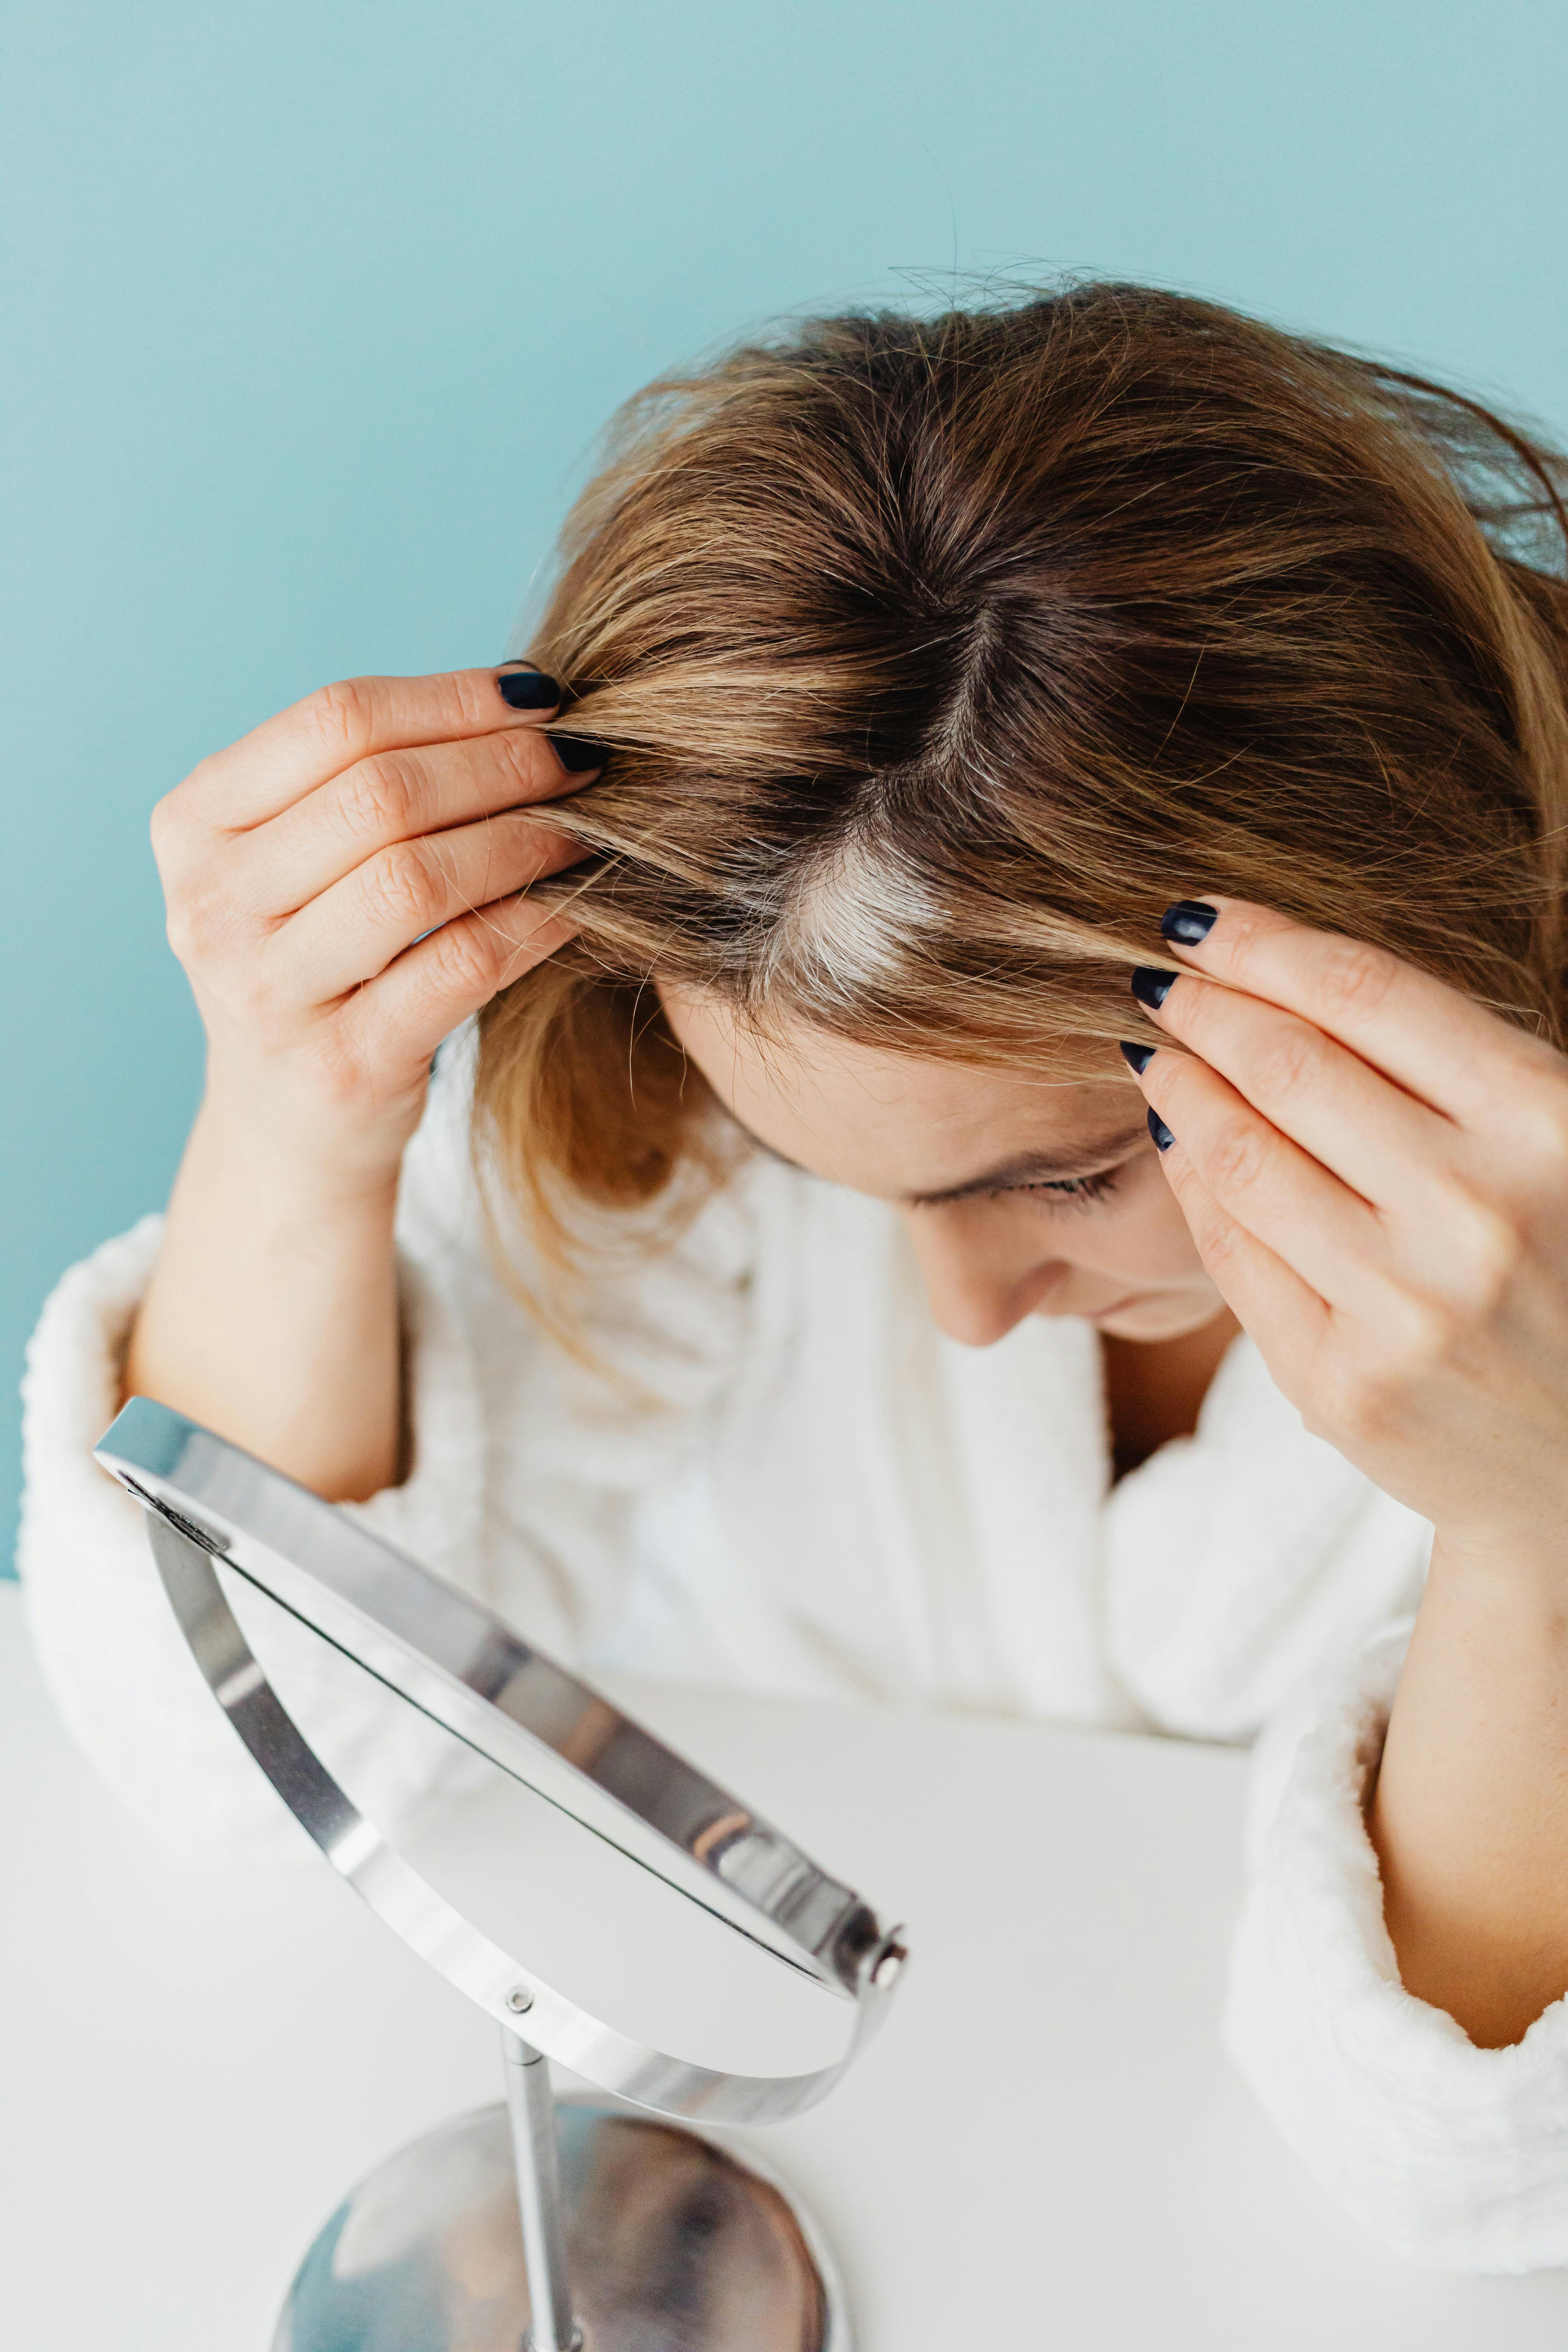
[126,665,597,1497]
[152,663,595,1191]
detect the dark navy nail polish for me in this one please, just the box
[547,733,610,774]
[497,667,561,710]
[1159,899,1218,946]
[1118,1040,1156,1076]
[1131,966,1178,1011]
[1148,1108,1176,1152]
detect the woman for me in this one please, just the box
[22,284,1568,2268]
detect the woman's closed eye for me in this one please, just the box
[1000,1164,1126,1212]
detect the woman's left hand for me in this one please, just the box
[1127,898,1568,1569]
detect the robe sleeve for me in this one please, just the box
[1226,1626,1568,2271]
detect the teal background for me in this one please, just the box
[4,0,1566,1568]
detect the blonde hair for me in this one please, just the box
[475,281,1568,1318]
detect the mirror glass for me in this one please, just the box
[94,1398,905,2120]
[228,1566,865,2082]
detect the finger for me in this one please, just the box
[239,722,600,914]
[279,810,586,1002]
[1135,1044,1390,1311]
[180,663,564,833]
[1150,897,1556,1129]
[1155,1138,1330,1392]
[340,894,579,1075]
[1133,966,1449,1213]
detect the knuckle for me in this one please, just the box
[1399,1293,1459,1366]
[1315,937,1398,1022]
[301,675,379,763]
[448,668,501,734]
[424,914,502,1001]
[337,752,420,844]
[148,789,184,865]
[1247,1021,1324,1105]
[1462,1205,1521,1300]
[149,778,214,882]
[1353,1298,1454,1421]
[164,882,231,966]
[491,720,551,797]
[1189,1198,1242,1272]
[162,900,198,965]
[367,839,446,930]
[1440,1190,1522,1314]
[1324,1309,1437,1440]
[1327,1359,1402,1447]
[1205,1116,1267,1195]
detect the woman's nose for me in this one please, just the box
[903,1214,1062,1349]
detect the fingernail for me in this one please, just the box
[547,733,610,774]
[497,666,561,710]
[1131,966,1178,1011]
[1148,1109,1176,1152]
[1118,1040,1156,1076]
[1159,899,1218,946]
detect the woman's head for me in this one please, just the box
[475,281,1568,1342]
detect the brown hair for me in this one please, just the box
[475,281,1568,1313]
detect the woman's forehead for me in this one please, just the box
[656,977,1139,1196]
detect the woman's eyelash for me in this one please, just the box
[1000,1167,1124,1211]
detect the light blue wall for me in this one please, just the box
[4,0,1566,1567]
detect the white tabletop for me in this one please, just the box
[4,1583,1567,2350]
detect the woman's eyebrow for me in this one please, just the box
[907,1127,1148,1208]
[721,1109,1148,1203]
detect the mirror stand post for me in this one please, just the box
[501,2029,583,2352]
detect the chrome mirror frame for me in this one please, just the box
[94,1397,908,2126]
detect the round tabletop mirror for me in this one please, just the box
[95,1398,909,2352]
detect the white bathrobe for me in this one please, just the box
[20,1037,1568,2272]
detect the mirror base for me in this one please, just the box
[273,2099,849,2352]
